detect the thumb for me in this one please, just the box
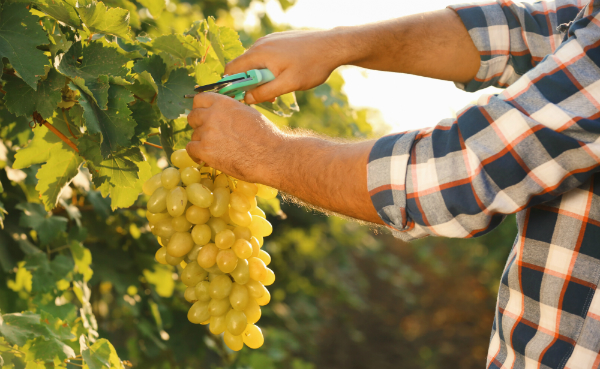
[245,75,294,104]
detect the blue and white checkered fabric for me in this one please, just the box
[367,0,600,367]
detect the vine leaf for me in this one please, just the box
[133,55,194,119]
[69,241,93,282]
[206,17,244,68]
[55,41,128,109]
[24,253,73,294]
[135,0,165,19]
[77,84,136,158]
[36,145,83,211]
[33,0,81,28]
[82,338,123,369]
[151,34,204,61]
[257,92,299,117]
[12,115,72,169]
[15,203,68,245]
[77,1,130,39]
[130,100,161,143]
[4,69,66,120]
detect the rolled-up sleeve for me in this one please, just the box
[368,0,600,241]
[449,0,584,91]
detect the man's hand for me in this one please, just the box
[224,30,349,105]
[186,93,286,185]
[186,93,384,225]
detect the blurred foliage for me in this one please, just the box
[0,0,515,368]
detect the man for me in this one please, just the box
[186,0,600,367]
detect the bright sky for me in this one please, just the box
[239,0,535,133]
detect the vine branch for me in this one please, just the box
[62,109,79,139]
[143,141,163,149]
[32,112,79,152]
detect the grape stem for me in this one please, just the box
[34,112,79,153]
[143,141,163,149]
[62,108,79,139]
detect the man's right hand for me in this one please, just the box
[224,30,351,105]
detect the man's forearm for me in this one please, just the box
[331,8,481,84]
[267,135,383,225]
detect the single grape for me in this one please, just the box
[186,205,210,225]
[154,218,175,240]
[242,324,264,349]
[200,178,215,191]
[208,298,231,316]
[255,235,264,247]
[191,224,211,245]
[215,229,235,249]
[207,218,227,241]
[226,310,247,336]
[143,173,162,196]
[229,283,249,311]
[181,167,201,186]
[161,168,181,190]
[231,259,250,285]
[184,286,198,303]
[204,263,225,275]
[258,250,271,266]
[166,186,187,217]
[146,210,171,224]
[216,249,238,273]
[236,181,258,198]
[255,288,270,306]
[261,268,275,286]
[209,187,230,217]
[248,196,257,210]
[185,244,203,263]
[248,257,267,281]
[186,183,213,208]
[188,301,210,324]
[147,187,168,213]
[209,314,227,335]
[232,239,253,259]
[249,215,273,237]
[165,253,184,266]
[244,299,261,324]
[194,281,211,302]
[218,211,232,225]
[249,207,266,218]
[167,232,194,258]
[171,149,199,169]
[229,208,252,227]
[250,237,261,258]
[197,243,219,268]
[172,215,192,232]
[233,226,252,241]
[181,261,208,287]
[155,247,168,265]
[223,331,243,351]
[245,280,265,299]
[230,191,252,212]
[209,274,233,300]
[256,184,278,199]
[214,173,229,188]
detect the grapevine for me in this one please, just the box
[145,149,277,350]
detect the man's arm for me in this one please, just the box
[225,8,481,104]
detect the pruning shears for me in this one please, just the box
[184,69,275,101]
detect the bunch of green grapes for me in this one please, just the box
[143,149,278,351]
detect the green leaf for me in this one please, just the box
[24,253,74,293]
[37,302,78,322]
[4,70,66,120]
[194,53,223,86]
[133,55,194,119]
[55,41,128,108]
[0,312,47,346]
[77,1,130,39]
[26,336,76,362]
[36,145,83,211]
[219,26,245,62]
[0,3,49,89]
[143,265,174,298]
[257,92,299,117]
[33,0,81,28]
[77,84,136,158]
[82,338,123,369]
[130,100,161,143]
[151,34,203,61]
[70,241,93,282]
[15,203,68,245]
[206,17,226,67]
[126,70,158,103]
[136,0,164,18]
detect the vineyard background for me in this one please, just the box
[0,0,516,368]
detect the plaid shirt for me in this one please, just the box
[367,0,600,368]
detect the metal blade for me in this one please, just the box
[194,76,247,92]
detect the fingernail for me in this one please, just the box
[245,92,255,104]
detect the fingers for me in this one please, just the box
[244,74,294,104]
[186,141,203,163]
[224,50,266,76]
[187,108,209,129]
[191,128,202,142]
[192,92,222,109]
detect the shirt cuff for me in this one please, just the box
[367,130,419,238]
[447,2,511,92]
